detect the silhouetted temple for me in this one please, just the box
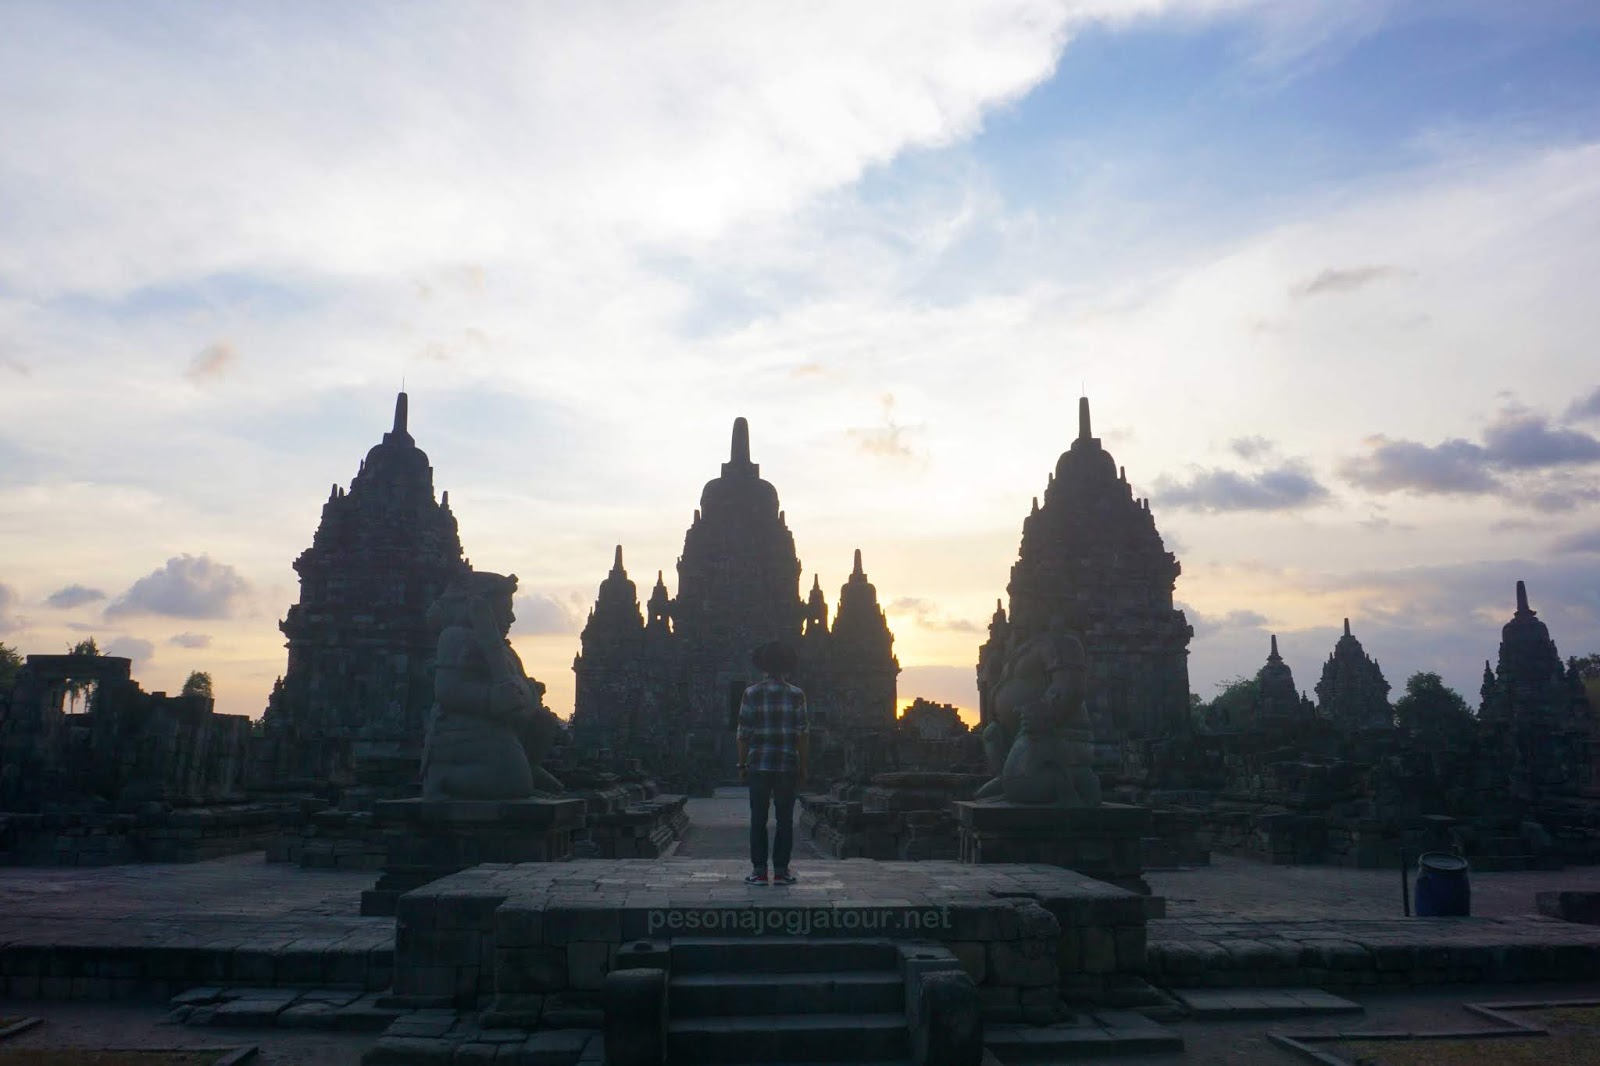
[255,393,468,788]
[1315,619,1392,731]
[977,398,1192,760]
[570,419,899,791]
[1256,634,1312,728]
[1480,580,1597,805]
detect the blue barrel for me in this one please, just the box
[1413,852,1471,917]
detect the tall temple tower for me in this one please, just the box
[569,547,645,756]
[570,418,899,790]
[258,393,467,787]
[822,549,900,733]
[672,418,805,740]
[1480,581,1597,804]
[978,398,1192,755]
[1315,619,1392,731]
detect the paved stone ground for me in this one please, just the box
[0,1000,373,1064]
[669,786,824,864]
[0,850,375,921]
[1149,853,1600,922]
[1104,980,1600,1065]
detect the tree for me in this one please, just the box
[0,641,21,691]
[181,671,214,700]
[64,636,101,713]
[1204,675,1260,731]
[1394,672,1473,736]
[1570,654,1600,716]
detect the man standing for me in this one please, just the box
[737,641,808,885]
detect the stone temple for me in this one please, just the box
[977,398,1192,762]
[1480,580,1598,807]
[254,393,468,791]
[570,418,899,792]
[1315,619,1393,731]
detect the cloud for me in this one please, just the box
[167,632,212,649]
[1481,411,1600,469]
[1291,264,1403,298]
[1181,603,1269,639]
[1153,461,1330,512]
[1228,435,1276,461]
[1553,528,1600,555]
[0,582,19,634]
[512,592,577,636]
[102,635,154,668]
[847,394,924,464]
[1567,387,1600,423]
[1340,406,1600,499]
[1339,436,1497,495]
[888,596,979,634]
[184,340,237,383]
[105,554,251,619]
[45,584,106,609]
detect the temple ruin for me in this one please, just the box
[570,418,900,793]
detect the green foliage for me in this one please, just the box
[0,641,21,690]
[181,670,214,700]
[1394,671,1473,734]
[1204,675,1260,730]
[62,636,102,712]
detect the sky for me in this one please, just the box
[2,1,1599,724]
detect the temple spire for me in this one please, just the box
[1516,579,1530,614]
[1343,617,1351,637]
[1078,396,1091,440]
[612,545,625,574]
[852,548,864,577]
[731,417,751,465]
[394,392,408,435]
[1270,634,1280,660]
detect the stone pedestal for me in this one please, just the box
[359,797,586,916]
[954,800,1151,894]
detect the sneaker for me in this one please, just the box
[744,871,769,885]
[772,869,797,885]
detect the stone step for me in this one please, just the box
[670,937,901,975]
[1172,988,1362,1020]
[668,1013,909,1063]
[670,970,905,1017]
[984,1012,1183,1061]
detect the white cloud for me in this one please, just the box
[106,555,252,620]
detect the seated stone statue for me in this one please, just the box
[977,633,1101,807]
[421,571,564,801]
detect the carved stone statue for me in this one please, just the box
[976,632,1100,807]
[421,571,564,800]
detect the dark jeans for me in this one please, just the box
[748,769,797,871]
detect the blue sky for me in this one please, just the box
[1,1,1598,721]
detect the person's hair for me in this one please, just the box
[752,640,798,678]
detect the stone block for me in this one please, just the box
[495,907,544,948]
[1082,926,1117,974]
[988,940,1057,988]
[496,947,567,994]
[364,1037,457,1065]
[544,905,622,945]
[948,941,986,983]
[566,942,612,991]
[1114,926,1146,970]
[520,1030,594,1066]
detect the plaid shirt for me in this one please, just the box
[737,678,809,772]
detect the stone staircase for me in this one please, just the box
[665,938,912,1064]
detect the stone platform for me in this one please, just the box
[955,799,1151,894]
[391,859,1162,1020]
[360,797,586,917]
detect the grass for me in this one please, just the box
[1334,1005,1600,1066]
